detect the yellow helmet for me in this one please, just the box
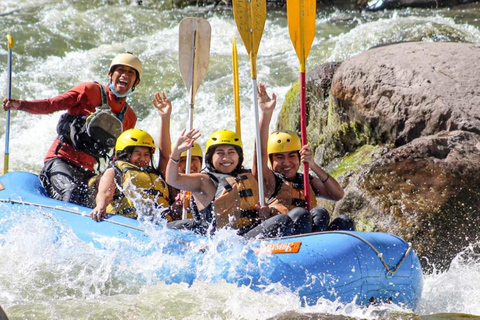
[172,142,203,159]
[267,130,301,155]
[116,129,155,153]
[109,52,143,80]
[205,129,243,154]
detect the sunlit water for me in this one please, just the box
[1,0,480,318]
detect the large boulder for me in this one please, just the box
[331,41,480,147]
[335,131,480,270]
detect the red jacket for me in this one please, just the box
[18,82,137,172]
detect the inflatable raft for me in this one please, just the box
[0,171,423,309]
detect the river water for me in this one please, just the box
[1,0,480,319]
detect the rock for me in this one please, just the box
[331,42,480,147]
[335,131,480,270]
[278,41,480,270]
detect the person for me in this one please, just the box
[90,91,173,221]
[168,142,203,221]
[255,83,354,232]
[166,129,305,238]
[2,52,143,208]
[90,128,171,221]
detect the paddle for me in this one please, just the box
[3,34,14,175]
[232,0,267,206]
[178,17,211,218]
[232,35,241,138]
[287,0,316,210]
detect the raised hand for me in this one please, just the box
[257,83,276,113]
[172,129,201,155]
[152,91,172,118]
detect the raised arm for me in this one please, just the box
[300,145,344,201]
[152,91,172,177]
[166,129,211,193]
[254,83,277,199]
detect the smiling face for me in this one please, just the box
[271,151,300,180]
[178,156,202,174]
[129,146,152,168]
[109,65,140,95]
[211,145,239,174]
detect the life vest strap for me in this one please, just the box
[239,189,253,198]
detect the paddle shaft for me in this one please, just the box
[3,35,14,175]
[232,36,241,137]
[252,78,265,206]
[287,0,316,210]
[185,21,197,191]
[232,0,267,206]
[178,18,211,219]
[299,72,310,210]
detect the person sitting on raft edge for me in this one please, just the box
[166,128,311,239]
[254,83,355,233]
[2,52,142,208]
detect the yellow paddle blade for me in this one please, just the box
[232,0,266,78]
[178,18,211,102]
[287,0,316,72]
[6,34,14,50]
[232,36,241,137]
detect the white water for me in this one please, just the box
[1,0,480,318]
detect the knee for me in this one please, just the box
[311,208,330,232]
[329,214,355,231]
[287,207,310,222]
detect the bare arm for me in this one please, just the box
[166,129,216,204]
[300,145,344,201]
[90,168,116,221]
[253,83,277,199]
[152,91,172,177]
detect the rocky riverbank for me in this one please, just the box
[279,41,480,270]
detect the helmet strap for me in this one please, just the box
[109,81,133,98]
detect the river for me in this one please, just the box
[1,0,480,319]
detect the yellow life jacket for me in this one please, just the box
[268,172,317,214]
[106,160,170,219]
[207,170,259,230]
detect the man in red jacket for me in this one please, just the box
[2,53,142,208]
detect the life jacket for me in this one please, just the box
[268,171,318,214]
[55,83,126,159]
[106,160,170,219]
[198,169,260,231]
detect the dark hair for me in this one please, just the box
[115,146,155,168]
[205,144,244,174]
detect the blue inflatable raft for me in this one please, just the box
[0,171,423,309]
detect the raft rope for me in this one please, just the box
[325,230,413,278]
[0,198,145,231]
[0,198,415,273]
